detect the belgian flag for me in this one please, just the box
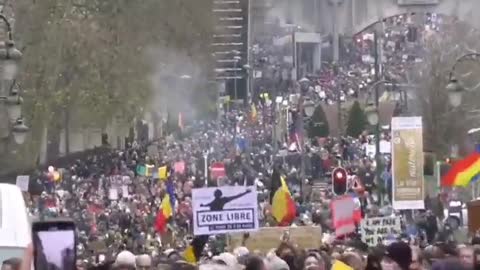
[269,167,282,204]
[183,235,209,263]
[270,166,296,226]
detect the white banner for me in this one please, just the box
[192,186,259,235]
[16,175,29,192]
[360,216,401,246]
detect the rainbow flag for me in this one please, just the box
[442,152,480,187]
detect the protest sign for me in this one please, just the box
[121,185,129,197]
[158,166,168,180]
[360,216,401,246]
[16,175,29,192]
[228,226,322,253]
[331,196,356,236]
[192,186,258,235]
[108,188,118,200]
[174,161,185,174]
[210,162,226,179]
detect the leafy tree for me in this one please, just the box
[0,0,215,172]
[346,101,367,138]
[308,105,330,138]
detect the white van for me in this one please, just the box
[0,184,31,265]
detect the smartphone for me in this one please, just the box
[32,219,76,270]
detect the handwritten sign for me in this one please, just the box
[360,216,401,246]
[228,226,322,253]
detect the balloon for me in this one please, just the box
[53,171,61,181]
[48,166,54,173]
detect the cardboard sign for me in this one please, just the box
[16,175,29,192]
[228,226,322,253]
[192,186,258,235]
[360,216,401,246]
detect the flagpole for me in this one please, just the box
[203,151,208,187]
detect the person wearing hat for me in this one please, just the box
[381,242,412,270]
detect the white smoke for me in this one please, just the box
[147,46,209,122]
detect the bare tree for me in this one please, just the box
[409,18,480,157]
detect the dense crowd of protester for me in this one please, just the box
[7,109,474,270]
[4,11,479,270]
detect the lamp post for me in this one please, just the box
[243,64,253,105]
[365,79,393,206]
[273,96,283,155]
[446,53,480,108]
[300,98,315,201]
[231,50,242,101]
[0,14,28,145]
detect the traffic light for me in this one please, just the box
[332,167,348,196]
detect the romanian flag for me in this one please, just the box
[183,235,209,263]
[442,152,480,187]
[155,180,175,233]
[271,175,297,226]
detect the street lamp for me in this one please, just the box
[5,83,22,122]
[365,102,379,126]
[367,79,394,206]
[11,118,28,145]
[446,76,464,108]
[0,14,28,144]
[0,40,22,80]
[445,53,480,107]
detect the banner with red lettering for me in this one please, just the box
[210,162,226,179]
[331,196,356,237]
